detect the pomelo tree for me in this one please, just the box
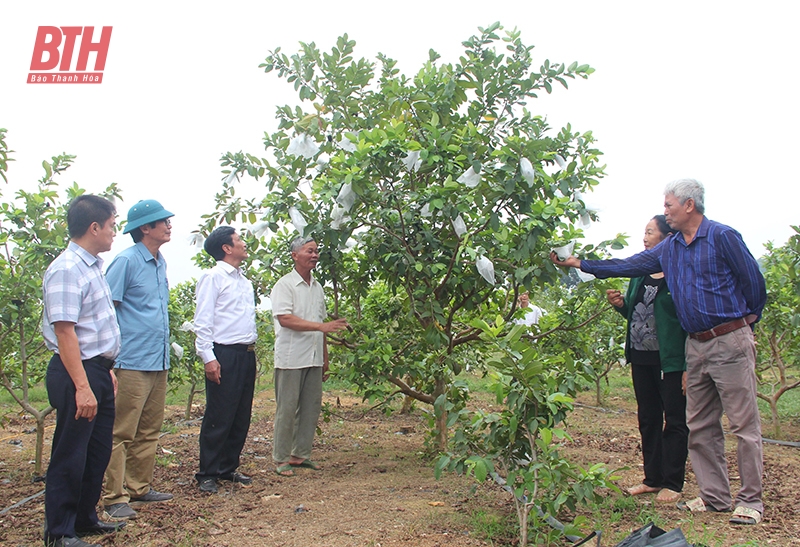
[201,24,623,448]
[0,129,121,474]
[756,227,800,438]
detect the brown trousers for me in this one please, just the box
[685,327,763,513]
[103,369,168,505]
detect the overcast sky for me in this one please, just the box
[2,1,798,284]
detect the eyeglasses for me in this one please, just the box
[158,219,172,227]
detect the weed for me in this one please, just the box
[160,421,179,435]
[683,521,723,547]
[155,453,175,468]
[467,509,515,541]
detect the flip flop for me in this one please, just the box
[275,464,295,477]
[729,506,762,525]
[655,488,681,504]
[676,496,729,513]
[290,459,321,471]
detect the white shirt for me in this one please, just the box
[515,306,543,327]
[194,261,257,364]
[271,269,326,370]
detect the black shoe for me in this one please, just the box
[198,478,218,493]
[103,502,137,519]
[130,488,173,503]
[220,472,252,485]
[75,520,126,537]
[45,537,102,547]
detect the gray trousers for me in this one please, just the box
[685,327,763,513]
[272,367,322,463]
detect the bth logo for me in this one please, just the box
[28,26,112,84]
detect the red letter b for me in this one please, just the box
[30,26,62,70]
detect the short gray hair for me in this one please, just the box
[664,178,705,214]
[290,236,315,253]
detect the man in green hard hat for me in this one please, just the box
[103,200,175,520]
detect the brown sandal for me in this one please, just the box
[655,488,681,504]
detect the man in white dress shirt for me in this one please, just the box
[270,236,348,477]
[193,226,258,493]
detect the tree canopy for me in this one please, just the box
[201,23,624,445]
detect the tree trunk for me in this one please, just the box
[434,376,448,451]
[185,379,198,421]
[35,413,47,477]
[400,395,414,414]
[769,397,781,438]
[595,377,602,406]
[519,505,529,547]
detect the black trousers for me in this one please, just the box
[196,345,256,481]
[45,354,115,539]
[631,365,689,492]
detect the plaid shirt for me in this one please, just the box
[580,217,766,333]
[42,241,121,360]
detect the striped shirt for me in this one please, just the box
[580,217,766,333]
[42,241,121,360]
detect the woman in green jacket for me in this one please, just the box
[606,215,688,504]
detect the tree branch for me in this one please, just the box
[387,375,435,405]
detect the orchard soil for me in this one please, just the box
[1,382,799,546]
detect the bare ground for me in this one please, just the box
[1,384,799,547]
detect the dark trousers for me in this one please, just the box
[45,354,115,539]
[196,345,256,481]
[631,365,689,492]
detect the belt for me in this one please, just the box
[214,342,256,352]
[84,355,116,370]
[688,314,757,342]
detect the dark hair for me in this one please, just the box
[130,222,158,243]
[204,226,236,261]
[67,195,116,238]
[651,214,672,238]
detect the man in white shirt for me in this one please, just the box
[271,237,348,477]
[515,292,543,327]
[193,227,258,493]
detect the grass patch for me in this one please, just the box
[683,522,725,547]
[0,384,49,406]
[465,509,514,541]
[757,384,800,419]
[585,494,673,544]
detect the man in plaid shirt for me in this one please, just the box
[42,195,126,547]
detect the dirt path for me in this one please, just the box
[1,388,799,546]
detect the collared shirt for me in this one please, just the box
[42,241,121,360]
[580,217,767,333]
[514,306,543,327]
[194,261,257,364]
[271,269,326,370]
[105,242,170,371]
